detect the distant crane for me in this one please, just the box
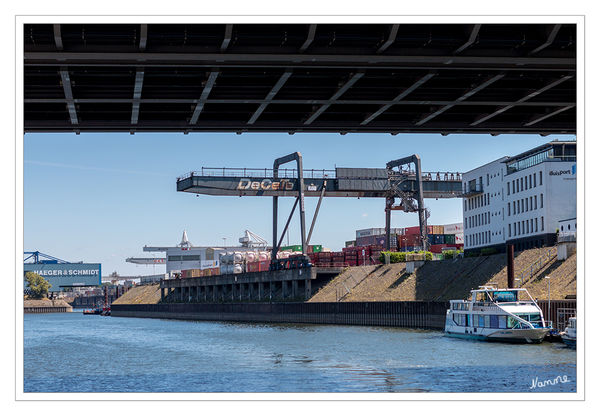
[239,230,269,249]
[24,251,70,264]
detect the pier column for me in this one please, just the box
[282,281,287,299]
[269,281,274,301]
[161,287,165,302]
[257,282,263,301]
[212,285,217,302]
[248,282,254,300]
[304,279,311,300]
[292,280,298,299]
[238,283,243,301]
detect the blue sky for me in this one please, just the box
[24,132,574,276]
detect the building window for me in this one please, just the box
[518,222,521,235]
[524,176,527,191]
[513,201,516,215]
[512,180,515,194]
[520,177,523,191]
[526,220,529,234]
[535,218,538,232]
[487,174,489,186]
[513,223,516,236]
[534,195,537,210]
[533,174,536,187]
[529,175,532,188]
[539,171,543,186]
[507,182,510,195]
[540,193,544,208]
[525,198,528,212]
[541,216,544,231]
[530,196,533,211]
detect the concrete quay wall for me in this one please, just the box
[111,301,449,330]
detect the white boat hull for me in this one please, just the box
[445,328,549,344]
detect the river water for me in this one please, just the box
[23,311,576,393]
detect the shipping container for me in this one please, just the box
[281,245,302,252]
[404,225,435,235]
[345,240,356,248]
[444,234,456,244]
[443,223,464,235]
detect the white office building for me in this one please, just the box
[462,141,576,253]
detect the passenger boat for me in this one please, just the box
[445,286,551,343]
[560,317,576,348]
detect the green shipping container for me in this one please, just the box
[444,234,456,244]
[280,244,322,253]
[281,245,302,252]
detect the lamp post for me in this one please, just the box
[545,276,551,327]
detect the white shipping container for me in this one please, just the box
[443,223,464,234]
[356,228,386,238]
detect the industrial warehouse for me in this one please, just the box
[462,140,576,253]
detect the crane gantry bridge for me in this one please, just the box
[177,153,469,257]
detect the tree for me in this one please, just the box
[25,272,51,299]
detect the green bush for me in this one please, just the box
[379,250,433,263]
[443,250,457,259]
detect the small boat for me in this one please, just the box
[445,286,551,343]
[560,317,576,348]
[82,307,102,315]
[83,304,110,316]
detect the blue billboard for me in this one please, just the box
[24,263,101,292]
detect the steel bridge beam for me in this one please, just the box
[131,69,144,126]
[24,52,576,70]
[524,105,574,127]
[59,69,78,125]
[471,75,573,126]
[24,97,575,108]
[304,72,364,125]
[189,71,219,125]
[299,24,317,53]
[415,73,505,126]
[376,24,399,54]
[248,70,293,124]
[529,24,562,55]
[361,72,435,125]
[454,24,481,54]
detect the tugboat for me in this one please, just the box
[445,286,552,343]
[560,317,576,348]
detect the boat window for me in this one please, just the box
[492,291,517,302]
[478,315,485,328]
[507,316,522,329]
[498,316,507,329]
[460,314,466,326]
[484,315,491,328]
[466,314,471,327]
